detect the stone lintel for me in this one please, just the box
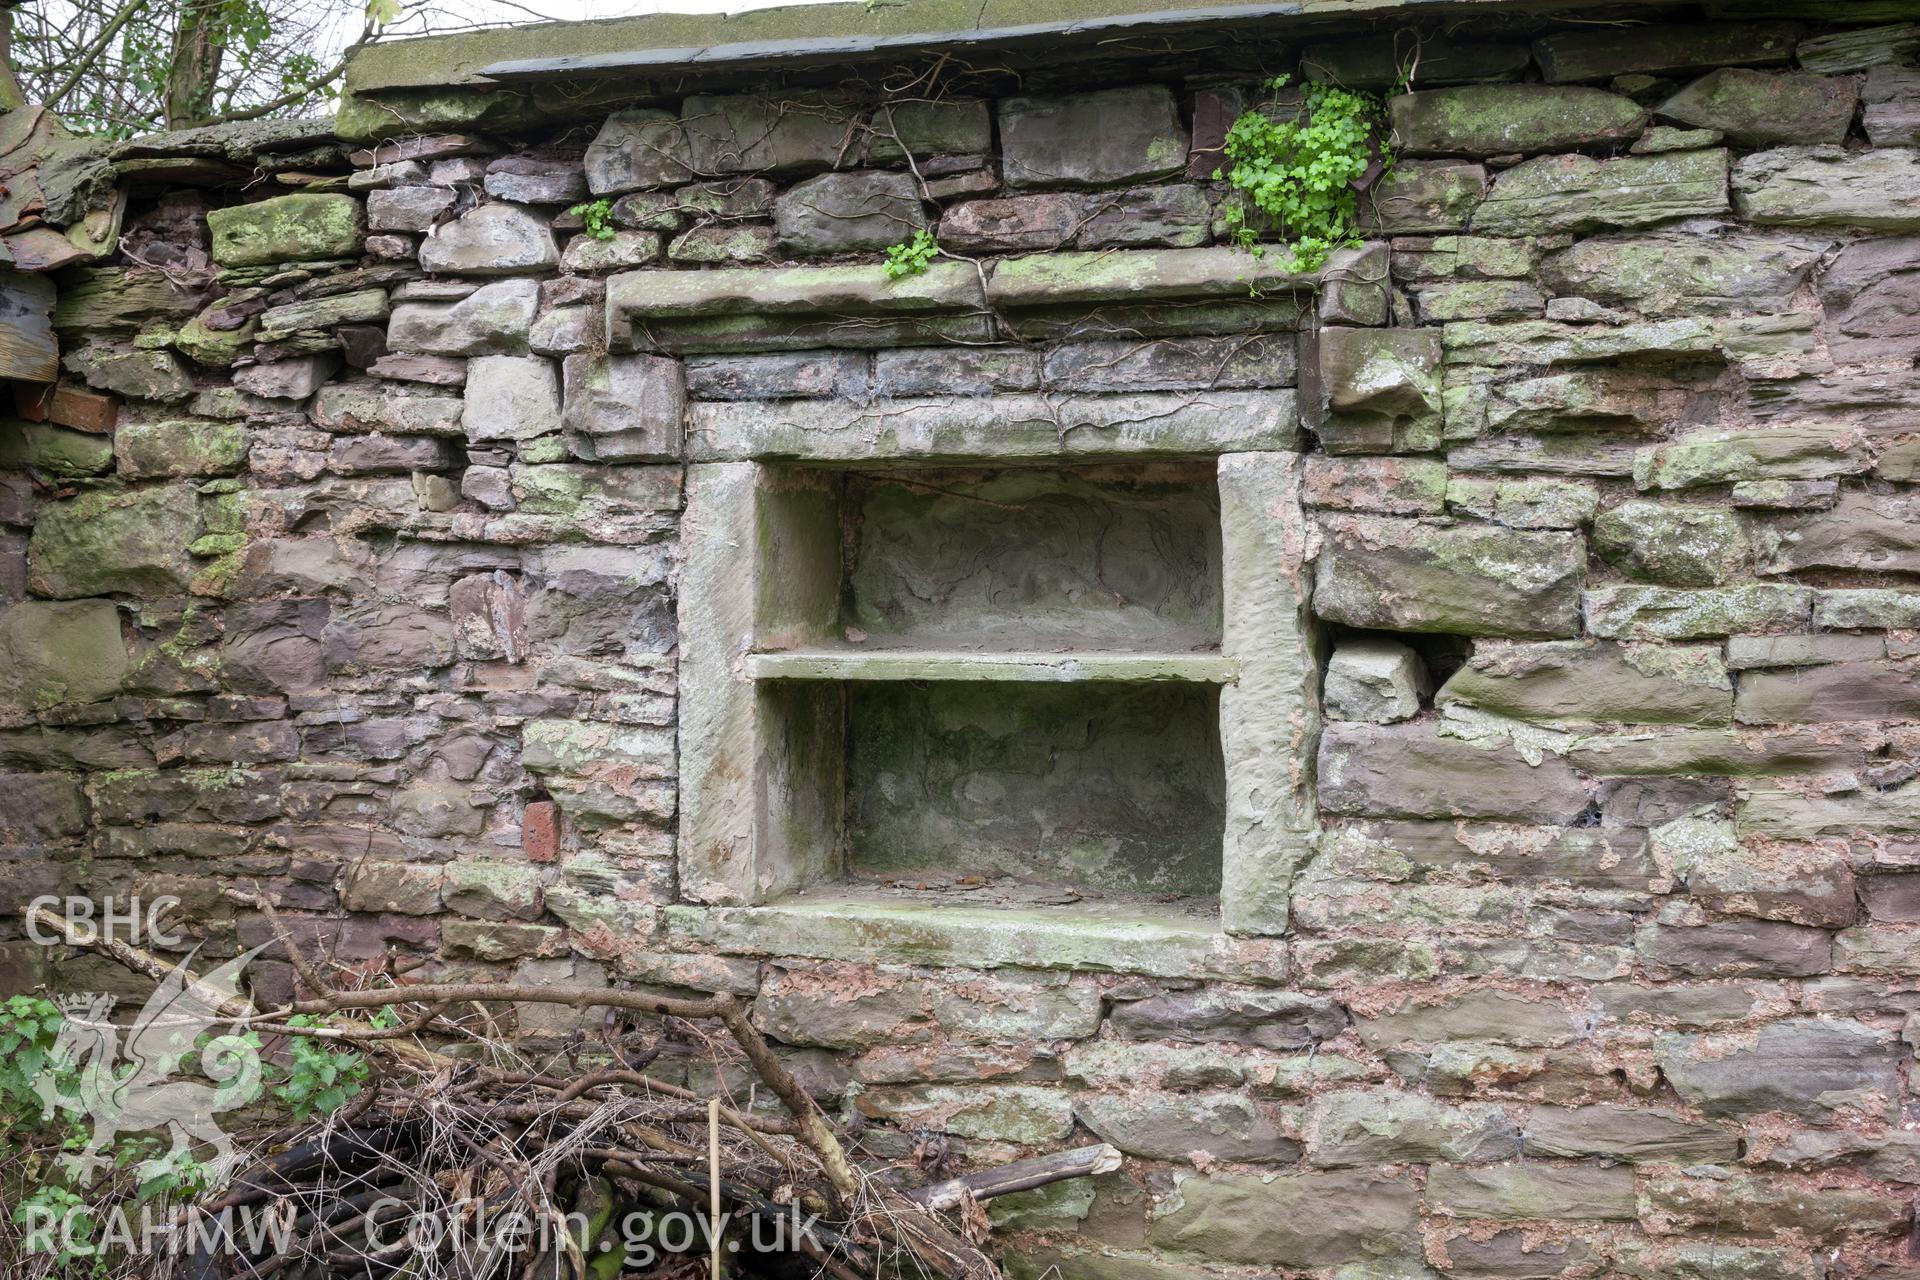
[687,390,1299,461]
[608,246,1383,352]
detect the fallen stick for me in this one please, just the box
[910,1143,1124,1212]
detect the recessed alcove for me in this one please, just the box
[728,460,1231,909]
[680,440,1317,942]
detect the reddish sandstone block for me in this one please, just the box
[521,799,561,862]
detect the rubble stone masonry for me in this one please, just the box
[7,3,1920,1275]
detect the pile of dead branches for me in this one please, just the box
[27,897,1118,1280]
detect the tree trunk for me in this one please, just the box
[165,0,222,127]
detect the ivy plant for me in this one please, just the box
[883,229,940,279]
[1216,74,1390,272]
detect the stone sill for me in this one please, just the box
[662,894,1291,982]
[746,647,1238,683]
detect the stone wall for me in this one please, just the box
[7,7,1920,1277]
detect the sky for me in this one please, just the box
[400,0,843,35]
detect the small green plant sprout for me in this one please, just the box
[883,228,939,279]
[1216,73,1390,273]
[272,1015,371,1121]
[567,197,618,241]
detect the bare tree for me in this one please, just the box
[5,0,586,137]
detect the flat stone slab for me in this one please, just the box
[663,899,1290,983]
[608,245,1377,342]
[747,648,1238,683]
[686,390,1298,460]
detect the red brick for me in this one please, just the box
[521,799,561,862]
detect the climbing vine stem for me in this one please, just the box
[1216,74,1391,272]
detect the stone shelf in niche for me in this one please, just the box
[746,647,1239,684]
[681,451,1320,940]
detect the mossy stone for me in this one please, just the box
[28,483,203,599]
[206,193,366,268]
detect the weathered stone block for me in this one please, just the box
[1390,85,1646,156]
[666,225,776,264]
[1427,1164,1637,1221]
[1541,230,1825,315]
[1446,475,1598,530]
[1319,723,1591,823]
[1308,1089,1519,1167]
[1313,516,1583,638]
[367,186,455,232]
[1149,1170,1419,1268]
[1733,146,1920,230]
[867,99,991,162]
[463,355,560,442]
[559,230,660,272]
[1614,1240,1819,1280]
[1436,640,1731,726]
[1757,492,1920,575]
[685,350,868,400]
[1524,1104,1738,1163]
[62,347,193,403]
[0,423,113,478]
[1300,327,1443,454]
[1639,1168,1909,1241]
[1635,425,1866,491]
[1637,920,1831,978]
[1077,1093,1298,1163]
[999,86,1187,190]
[387,277,538,356]
[0,600,127,710]
[1358,160,1488,234]
[775,170,925,256]
[1077,185,1212,250]
[1045,334,1295,394]
[1686,832,1857,927]
[1864,63,1920,147]
[1820,234,1920,363]
[1532,21,1801,83]
[324,603,455,674]
[559,352,683,460]
[1472,149,1731,235]
[114,419,250,480]
[231,353,343,400]
[1593,501,1750,586]
[1109,987,1345,1050]
[1660,1018,1901,1125]
[312,381,463,435]
[1443,317,1719,366]
[1660,69,1858,145]
[208,193,364,267]
[856,1084,1073,1144]
[585,109,693,194]
[28,484,200,599]
[682,93,855,175]
[1584,584,1812,640]
[1324,639,1429,723]
[1736,660,1920,725]
[418,203,559,275]
[1304,457,1447,516]
[939,193,1080,253]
